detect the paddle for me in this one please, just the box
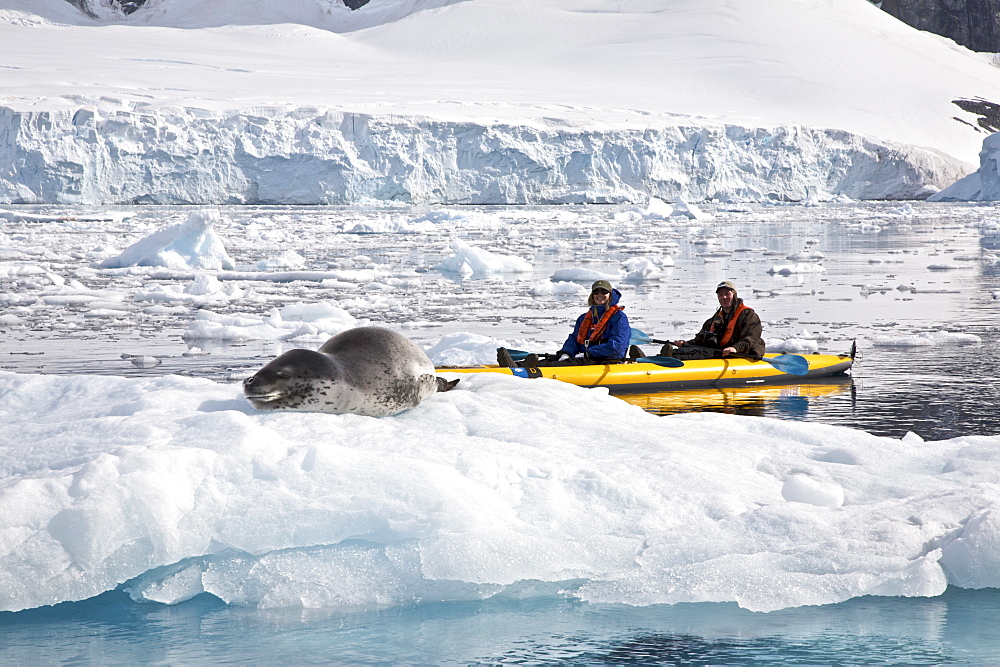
[630,329,810,375]
[502,349,683,368]
[726,353,810,375]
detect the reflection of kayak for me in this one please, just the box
[437,352,854,394]
[619,376,854,416]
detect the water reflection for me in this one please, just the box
[616,378,854,419]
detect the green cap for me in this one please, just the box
[591,280,613,293]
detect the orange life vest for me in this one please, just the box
[714,302,750,348]
[576,305,622,346]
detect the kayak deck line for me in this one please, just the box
[437,353,854,394]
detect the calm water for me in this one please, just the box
[3,201,997,440]
[3,587,1000,664]
[2,201,999,662]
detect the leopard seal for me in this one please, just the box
[243,326,458,417]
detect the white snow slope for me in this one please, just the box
[2,0,1000,204]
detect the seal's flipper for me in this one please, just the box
[436,377,460,392]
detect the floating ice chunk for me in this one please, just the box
[255,250,306,271]
[622,258,664,281]
[767,263,827,275]
[0,314,26,327]
[84,308,132,319]
[765,338,820,353]
[786,250,825,262]
[530,282,585,297]
[643,197,675,220]
[901,431,925,443]
[781,474,844,508]
[871,331,982,347]
[697,250,732,258]
[135,275,247,306]
[541,240,572,254]
[436,240,531,276]
[121,354,162,368]
[99,210,236,271]
[425,332,511,366]
[550,268,616,283]
[344,216,430,234]
[184,275,224,296]
[183,303,358,341]
[885,204,914,216]
[796,329,830,341]
[927,263,963,271]
[670,197,712,220]
[0,264,47,279]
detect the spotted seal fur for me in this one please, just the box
[243,326,458,417]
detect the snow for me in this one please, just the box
[2,0,1000,204]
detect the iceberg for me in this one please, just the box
[2,369,1000,614]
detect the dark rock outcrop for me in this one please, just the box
[64,0,370,17]
[64,0,145,16]
[953,97,1000,133]
[875,0,1000,52]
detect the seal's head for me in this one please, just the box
[242,348,339,411]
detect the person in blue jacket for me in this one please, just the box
[497,280,630,368]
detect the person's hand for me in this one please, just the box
[673,340,685,347]
[557,352,570,361]
[722,346,737,356]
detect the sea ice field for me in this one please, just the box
[1,199,999,663]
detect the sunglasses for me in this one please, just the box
[592,289,610,295]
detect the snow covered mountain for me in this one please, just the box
[3,0,1000,204]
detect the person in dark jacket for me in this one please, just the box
[497,280,630,367]
[662,280,765,360]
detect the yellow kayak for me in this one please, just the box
[437,352,854,394]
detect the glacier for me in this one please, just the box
[0,105,969,205]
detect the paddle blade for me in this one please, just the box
[629,328,654,345]
[630,328,670,345]
[765,354,810,375]
[507,349,532,362]
[635,356,685,368]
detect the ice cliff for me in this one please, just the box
[0,105,968,205]
[930,130,1000,201]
